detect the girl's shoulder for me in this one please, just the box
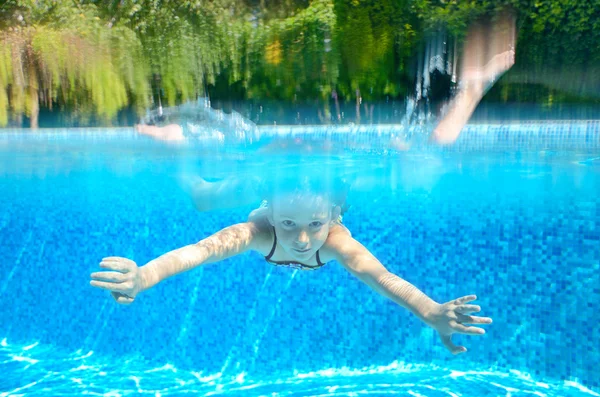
[319,223,354,263]
[247,206,269,226]
[246,206,274,255]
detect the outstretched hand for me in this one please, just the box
[424,295,492,354]
[90,257,143,305]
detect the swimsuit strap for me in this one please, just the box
[315,251,325,267]
[265,226,326,268]
[265,226,278,261]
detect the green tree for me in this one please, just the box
[0,0,150,127]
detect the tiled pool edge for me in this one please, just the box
[259,120,600,151]
[1,120,599,151]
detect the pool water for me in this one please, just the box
[0,123,599,396]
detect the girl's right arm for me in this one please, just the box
[90,222,263,304]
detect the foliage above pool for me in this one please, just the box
[0,0,599,127]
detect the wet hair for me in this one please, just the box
[262,175,349,210]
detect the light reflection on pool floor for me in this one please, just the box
[1,339,598,397]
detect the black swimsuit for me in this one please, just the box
[264,227,327,271]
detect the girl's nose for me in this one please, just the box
[295,231,309,247]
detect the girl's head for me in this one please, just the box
[264,177,346,260]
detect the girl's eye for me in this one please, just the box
[310,221,323,228]
[282,220,295,227]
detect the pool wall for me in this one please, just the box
[0,123,598,390]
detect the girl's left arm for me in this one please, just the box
[324,232,492,354]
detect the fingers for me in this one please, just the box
[102,256,132,262]
[453,296,492,325]
[91,258,138,304]
[455,304,481,314]
[454,295,477,305]
[437,295,491,354]
[90,271,126,283]
[90,279,129,293]
[100,257,135,273]
[451,321,486,335]
[116,296,134,305]
[457,313,492,325]
[440,334,467,355]
[112,291,134,305]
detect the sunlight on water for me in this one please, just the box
[1,338,598,397]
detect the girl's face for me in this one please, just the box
[269,193,339,260]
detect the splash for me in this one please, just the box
[140,98,261,145]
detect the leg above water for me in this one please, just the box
[431,10,516,145]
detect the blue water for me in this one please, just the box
[0,123,599,396]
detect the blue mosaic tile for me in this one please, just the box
[0,124,598,393]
